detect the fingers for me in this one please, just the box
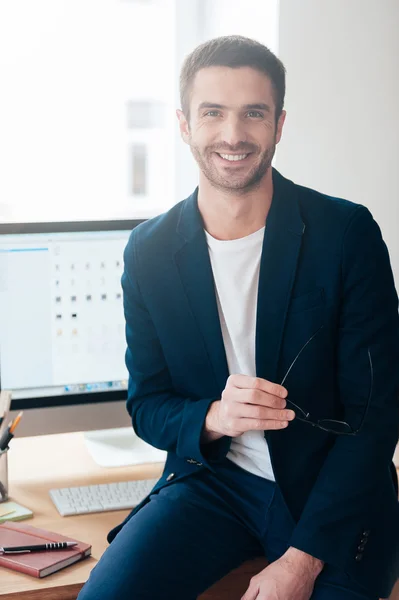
[236,404,296,422]
[241,587,258,600]
[220,374,294,437]
[226,381,288,410]
[238,418,290,431]
[229,374,288,400]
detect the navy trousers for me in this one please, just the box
[77,458,378,600]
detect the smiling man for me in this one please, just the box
[78,36,399,600]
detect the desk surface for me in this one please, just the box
[0,432,164,600]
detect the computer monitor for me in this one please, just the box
[0,220,144,444]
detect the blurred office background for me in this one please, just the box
[0,0,398,437]
[0,0,398,283]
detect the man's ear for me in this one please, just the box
[176,109,190,145]
[276,110,286,145]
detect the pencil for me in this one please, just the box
[9,411,23,434]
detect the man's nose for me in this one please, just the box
[220,117,247,147]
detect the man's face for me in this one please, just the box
[177,66,286,193]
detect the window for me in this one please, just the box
[0,0,278,224]
[0,0,177,222]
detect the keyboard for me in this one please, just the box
[49,478,159,516]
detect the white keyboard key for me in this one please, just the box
[59,507,77,516]
[84,504,104,512]
[100,502,133,511]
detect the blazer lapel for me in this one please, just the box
[255,169,305,384]
[174,191,229,396]
[173,169,305,396]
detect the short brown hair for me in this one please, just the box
[180,35,286,123]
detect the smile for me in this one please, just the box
[218,153,248,161]
[215,153,252,164]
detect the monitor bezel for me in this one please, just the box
[0,218,146,410]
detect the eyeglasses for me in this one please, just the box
[280,325,373,436]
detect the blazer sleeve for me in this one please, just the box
[289,206,399,566]
[121,228,230,468]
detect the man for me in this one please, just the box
[78,36,399,600]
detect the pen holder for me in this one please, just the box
[0,448,9,503]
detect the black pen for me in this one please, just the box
[0,429,13,452]
[0,541,78,554]
[0,411,23,451]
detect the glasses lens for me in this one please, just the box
[318,419,352,434]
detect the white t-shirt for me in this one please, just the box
[205,226,275,481]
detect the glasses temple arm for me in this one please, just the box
[280,325,324,387]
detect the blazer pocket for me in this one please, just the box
[289,287,325,314]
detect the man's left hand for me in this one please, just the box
[241,547,324,600]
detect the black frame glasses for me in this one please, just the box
[280,326,373,436]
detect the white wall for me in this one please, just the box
[201,0,278,50]
[277,0,399,287]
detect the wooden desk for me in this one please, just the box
[0,432,164,600]
[2,434,399,600]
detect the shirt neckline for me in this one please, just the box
[204,225,265,250]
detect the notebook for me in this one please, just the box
[0,501,33,523]
[0,521,91,577]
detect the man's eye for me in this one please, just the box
[205,111,220,117]
[247,111,263,118]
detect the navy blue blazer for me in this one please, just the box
[108,168,399,598]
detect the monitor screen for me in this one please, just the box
[0,220,143,410]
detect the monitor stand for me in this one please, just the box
[83,427,166,468]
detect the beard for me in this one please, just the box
[189,138,276,194]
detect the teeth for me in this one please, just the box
[219,153,248,161]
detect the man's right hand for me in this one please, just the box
[201,374,295,443]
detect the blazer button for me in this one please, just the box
[362,530,370,537]
[358,544,366,552]
[355,553,363,562]
[166,473,175,481]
